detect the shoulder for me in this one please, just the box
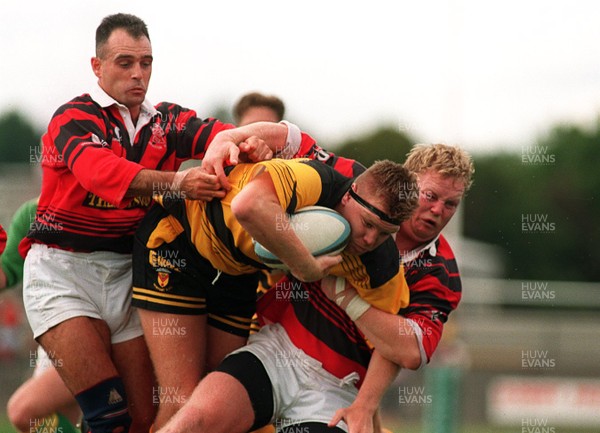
[51,94,103,120]
[300,159,351,182]
[435,234,457,260]
[154,102,194,116]
[405,234,461,292]
[360,237,400,287]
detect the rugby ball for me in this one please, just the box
[254,206,351,269]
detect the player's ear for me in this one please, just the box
[91,57,102,78]
[341,184,356,205]
[340,191,350,206]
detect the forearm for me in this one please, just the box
[235,195,319,278]
[355,308,422,370]
[354,350,401,413]
[231,172,335,282]
[125,169,177,198]
[220,121,288,154]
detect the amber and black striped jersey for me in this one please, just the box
[147,158,409,313]
[400,234,462,364]
[253,134,366,303]
[25,90,232,254]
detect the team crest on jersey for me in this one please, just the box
[154,268,172,292]
[90,133,109,147]
[113,126,123,144]
[150,121,166,148]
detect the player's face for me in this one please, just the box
[91,28,152,118]
[400,170,465,246]
[340,186,399,256]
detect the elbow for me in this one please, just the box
[230,192,254,224]
[399,350,422,370]
[388,343,422,370]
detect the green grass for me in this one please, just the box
[0,415,17,433]
[1,414,598,433]
[380,419,600,433]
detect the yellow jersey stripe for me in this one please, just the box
[132,287,205,303]
[131,294,206,309]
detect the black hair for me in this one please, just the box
[96,13,150,57]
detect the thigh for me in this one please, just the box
[139,309,207,427]
[162,371,256,433]
[206,326,247,372]
[214,351,274,431]
[37,316,114,395]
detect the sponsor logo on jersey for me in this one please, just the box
[82,193,152,209]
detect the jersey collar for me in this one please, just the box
[89,83,158,118]
[400,234,439,264]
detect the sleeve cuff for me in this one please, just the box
[276,121,302,159]
[406,318,427,369]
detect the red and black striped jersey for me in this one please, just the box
[255,234,462,385]
[294,132,365,178]
[399,234,462,364]
[26,92,232,253]
[257,274,393,388]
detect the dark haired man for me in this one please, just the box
[22,13,295,433]
[234,92,285,126]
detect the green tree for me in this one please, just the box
[463,121,600,282]
[333,124,414,167]
[0,110,41,163]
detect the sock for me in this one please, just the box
[75,377,131,433]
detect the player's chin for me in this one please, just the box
[345,242,367,256]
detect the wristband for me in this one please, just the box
[333,277,370,321]
[277,121,302,159]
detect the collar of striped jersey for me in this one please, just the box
[90,83,158,117]
[348,188,400,226]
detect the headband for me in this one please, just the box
[348,188,400,226]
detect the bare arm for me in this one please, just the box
[329,351,400,433]
[231,171,341,282]
[127,122,292,200]
[321,277,422,369]
[202,122,291,189]
[126,167,226,201]
[355,307,422,370]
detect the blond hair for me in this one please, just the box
[404,144,474,191]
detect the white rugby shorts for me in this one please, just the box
[23,244,142,343]
[229,323,360,432]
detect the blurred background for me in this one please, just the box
[1,1,599,432]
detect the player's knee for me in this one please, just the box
[7,390,35,431]
[75,377,132,433]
